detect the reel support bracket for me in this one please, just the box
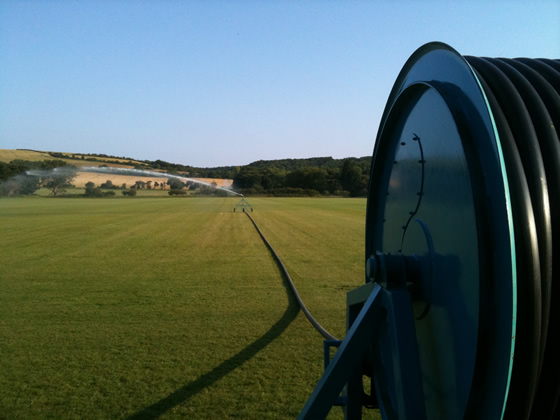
[300,263,426,420]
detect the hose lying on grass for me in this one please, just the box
[245,212,338,341]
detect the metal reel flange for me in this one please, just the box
[366,42,517,420]
[299,42,559,420]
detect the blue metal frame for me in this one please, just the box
[323,340,345,406]
[298,283,426,420]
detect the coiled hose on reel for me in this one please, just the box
[362,43,559,419]
[297,43,558,420]
[464,56,559,420]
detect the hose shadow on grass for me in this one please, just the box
[126,266,301,419]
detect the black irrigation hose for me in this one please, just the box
[465,56,560,420]
[244,212,338,342]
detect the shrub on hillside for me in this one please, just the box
[100,180,118,189]
[269,187,320,197]
[168,189,187,196]
[122,190,136,196]
[0,174,40,196]
[84,185,115,197]
[84,186,104,197]
[167,178,185,190]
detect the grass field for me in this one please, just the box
[0,196,379,419]
[0,149,141,167]
[0,149,54,162]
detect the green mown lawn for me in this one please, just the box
[0,196,379,419]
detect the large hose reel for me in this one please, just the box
[300,42,559,420]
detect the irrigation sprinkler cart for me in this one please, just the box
[233,197,253,213]
[299,42,559,419]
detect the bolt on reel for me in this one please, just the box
[300,42,559,420]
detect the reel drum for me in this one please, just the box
[366,43,516,419]
[366,42,559,420]
[300,42,559,420]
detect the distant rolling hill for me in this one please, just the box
[0,149,233,188]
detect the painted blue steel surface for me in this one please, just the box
[298,285,385,419]
[382,85,479,419]
[299,285,426,420]
[299,42,517,420]
[365,43,516,419]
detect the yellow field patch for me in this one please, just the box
[0,149,52,162]
[191,177,233,187]
[73,172,233,189]
[73,173,167,188]
[1,149,233,189]
[0,149,140,167]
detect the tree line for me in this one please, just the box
[1,155,371,197]
[0,159,78,196]
[39,150,372,189]
[232,158,370,196]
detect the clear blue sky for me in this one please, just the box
[1,1,559,167]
